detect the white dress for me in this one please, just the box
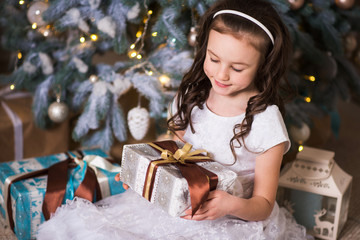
[37,104,308,240]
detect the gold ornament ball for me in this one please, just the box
[288,0,305,10]
[89,74,99,83]
[188,27,198,47]
[289,123,311,144]
[48,101,69,123]
[335,0,355,9]
[27,1,49,27]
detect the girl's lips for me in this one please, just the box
[215,80,230,88]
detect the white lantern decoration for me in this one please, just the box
[277,146,352,240]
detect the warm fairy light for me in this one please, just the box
[305,75,316,82]
[298,145,304,152]
[17,52,22,59]
[305,97,311,103]
[32,23,37,29]
[90,34,98,41]
[148,10,153,15]
[19,0,25,5]
[136,54,142,59]
[128,50,137,58]
[136,31,142,38]
[10,84,15,90]
[43,29,50,37]
[35,9,41,15]
[79,36,86,43]
[130,44,135,49]
[159,74,170,86]
[147,70,153,76]
[152,32,158,37]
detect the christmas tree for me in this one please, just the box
[1,0,360,153]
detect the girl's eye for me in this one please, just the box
[210,58,219,63]
[232,67,242,72]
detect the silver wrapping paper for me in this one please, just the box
[120,142,239,217]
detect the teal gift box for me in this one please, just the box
[0,148,125,240]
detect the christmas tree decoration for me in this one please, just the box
[288,0,305,10]
[127,106,150,141]
[48,100,69,123]
[89,74,99,83]
[289,123,311,145]
[335,0,355,10]
[48,86,69,123]
[187,27,198,47]
[277,146,352,240]
[26,1,49,27]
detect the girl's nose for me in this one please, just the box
[216,65,230,81]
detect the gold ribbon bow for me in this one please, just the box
[143,141,218,216]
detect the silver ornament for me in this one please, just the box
[289,123,311,144]
[27,1,49,27]
[48,101,69,123]
[188,27,197,47]
[127,106,150,141]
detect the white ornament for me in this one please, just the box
[27,1,49,26]
[93,81,108,97]
[127,106,150,140]
[38,52,53,75]
[48,101,69,123]
[127,2,140,20]
[289,123,311,144]
[97,16,116,38]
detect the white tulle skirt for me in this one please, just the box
[37,189,308,240]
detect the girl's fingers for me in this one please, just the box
[123,183,129,190]
[115,173,120,181]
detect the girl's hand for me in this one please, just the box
[115,173,129,190]
[181,190,232,221]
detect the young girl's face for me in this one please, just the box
[203,29,262,98]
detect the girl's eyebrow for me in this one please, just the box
[207,49,249,66]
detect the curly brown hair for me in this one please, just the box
[168,0,292,162]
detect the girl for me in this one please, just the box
[37,0,308,239]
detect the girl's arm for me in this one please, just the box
[182,142,285,221]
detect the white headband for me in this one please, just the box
[213,9,274,45]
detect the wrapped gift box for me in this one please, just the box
[0,89,69,162]
[120,141,239,217]
[0,148,125,240]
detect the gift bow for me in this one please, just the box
[73,155,121,198]
[149,142,211,164]
[144,141,218,217]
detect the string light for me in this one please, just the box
[79,36,86,43]
[128,0,152,60]
[136,31,142,38]
[147,70,153,76]
[298,145,304,152]
[90,34,98,41]
[17,51,22,59]
[305,97,311,103]
[32,23,37,29]
[304,75,316,82]
[19,0,25,5]
[10,84,15,90]
[152,32,158,37]
[128,50,138,58]
[159,74,170,87]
